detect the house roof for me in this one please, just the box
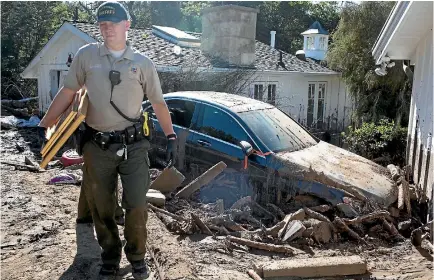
[372,1,433,65]
[301,21,329,36]
[72,22,335,74]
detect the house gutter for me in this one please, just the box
[156,65,340,76]
[372,1,411,64]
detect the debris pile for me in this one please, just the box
[147,162,432,259]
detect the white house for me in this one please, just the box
[21,5,353,138]
[372,1,433,204]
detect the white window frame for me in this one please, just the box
[307,81,327,129]
[251,82,278,104]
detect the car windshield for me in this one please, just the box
[239,108,318,153]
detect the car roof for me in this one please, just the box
[163,91,275,113]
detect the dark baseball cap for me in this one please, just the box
[96,1,129,23]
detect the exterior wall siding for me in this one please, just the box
[407,29,433,201]
[241,72,353,134]
[37,30,88,111]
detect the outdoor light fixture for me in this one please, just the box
[375,63,388,76]
[374,56,395,76]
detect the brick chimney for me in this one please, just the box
[201,5,259,67]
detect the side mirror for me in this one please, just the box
[239,141,254,156]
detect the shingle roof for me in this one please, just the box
[72,22,335,73]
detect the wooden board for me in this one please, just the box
[40,90,88,169]
[41,91,83,156]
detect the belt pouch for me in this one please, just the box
[124,126,136,145]
[133,122,144,142]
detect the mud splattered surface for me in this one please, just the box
[1,128,432,279]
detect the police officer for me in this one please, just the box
[38,2,177,279]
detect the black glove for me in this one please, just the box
[37,126,47,147]
[165,137,177,168]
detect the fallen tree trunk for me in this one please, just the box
[227,236,294,255]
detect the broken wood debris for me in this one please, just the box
[334,217,368,245]
[342,210,391,225]
[226,236,294,255]
[247,269,263,280]
[1,160,42,172]
[191,213,213,235]
[148,203,188,222]
[176,161,227,198]
[146,158,421,254]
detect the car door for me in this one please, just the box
[188,103,269,205]
[144,98,198,171]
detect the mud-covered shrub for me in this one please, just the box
[342,119,407,167]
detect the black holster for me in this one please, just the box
[74,123,92,156]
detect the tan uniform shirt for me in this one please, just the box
[64,42,164,132]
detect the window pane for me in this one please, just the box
[198,105,249,145]
[267,84,276,104]
[307,37,314,50]
[317,99,324,129]
[307,100,314,127]
[307,83,315,127]
[166,100,196,128]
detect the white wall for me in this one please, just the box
[406,28,433,201]
[36,30,88,111]
[241,71,353,133]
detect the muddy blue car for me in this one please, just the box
[142,91,396,208]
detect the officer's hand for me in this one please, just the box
[165,137,177,168]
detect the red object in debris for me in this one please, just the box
[60,149,84,167]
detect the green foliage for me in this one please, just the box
[326,2,411,126]
[1,1,69,98]
[342,119,408,166]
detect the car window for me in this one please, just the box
[196,105,249,145]
[239,108,318,153]
[166,100,196,128]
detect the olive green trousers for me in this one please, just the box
[79,139,151,265]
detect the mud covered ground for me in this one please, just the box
[1,128,433,280]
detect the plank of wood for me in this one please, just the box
[41,111,76,157]
[260,256,367,278]
[149,166,185,193]
[40,91,88,169]
[176,161,227,198]
[41,91,82,156]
